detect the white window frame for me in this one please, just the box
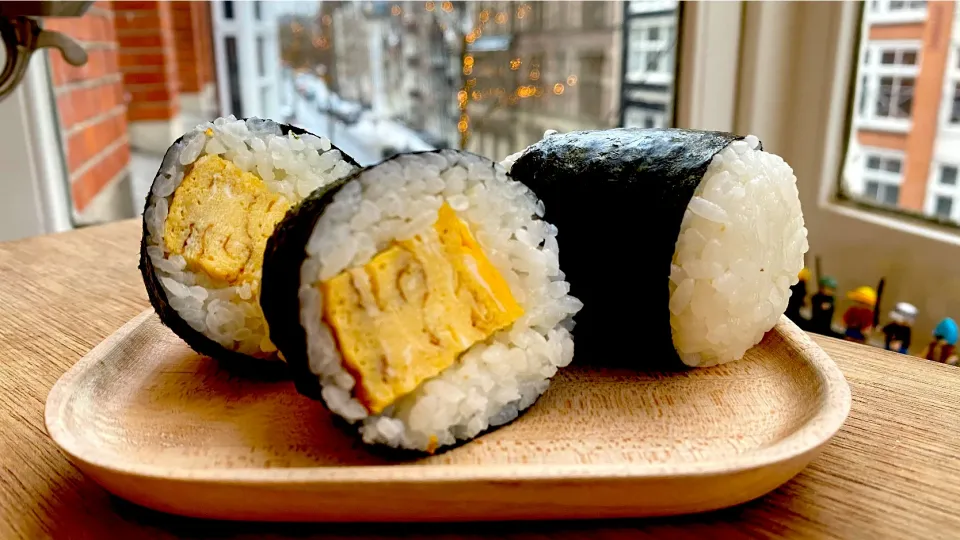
[853,40,921,133]
[865,0,928,25]
[858,147,905,206]
[939,42,960,130]
[923,162,960,220]
[626,14,676,86]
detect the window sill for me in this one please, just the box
[854,118,912,133]
[822,198,960,248]
[865,13,928,25]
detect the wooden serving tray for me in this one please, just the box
[45,310,850,522]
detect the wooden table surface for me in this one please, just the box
[1,220,959,539]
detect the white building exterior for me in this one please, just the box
[211,0,283,120]
[925,4,960,221]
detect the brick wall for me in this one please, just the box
[45,1,131,213]
[171,1,215,94]
[113,1,180,124]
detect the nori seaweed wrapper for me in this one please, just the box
[508,128,753,367]
[260,170,358,399]
[139,119,359,373]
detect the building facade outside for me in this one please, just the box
[464,1,626,160]
[211,0,283,122]
[620,0,678,129]
[843,0,960,224]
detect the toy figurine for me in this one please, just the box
[924,318,959,365]
[881,302,917,354]
[842,286,877,343]
[785,268,810,329]
[809,276,837,336]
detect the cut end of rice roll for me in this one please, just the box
[261,150,581,453]
[668,135,806,367]
[139,116,360,363]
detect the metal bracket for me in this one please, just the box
[0,15,87,101]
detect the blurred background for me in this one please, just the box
[4,0,960,362]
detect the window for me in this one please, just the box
[626,15,676,83]
[935,196,953,219]
[0,1,704,239]
[857,43,919,125]
[941,166,957,186]
[949,80,960,125]
[924,165,960,222]
[225,36,242,115]
[853,150,904,206]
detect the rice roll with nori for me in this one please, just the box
[140,116,360,363]
[507,128,808,368]
[261,150,581,452]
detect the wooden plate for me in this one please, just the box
[46,310,850,522]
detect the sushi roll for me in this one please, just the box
[261,151,582,452]
[140,116,360,364]
[508,128,808,368]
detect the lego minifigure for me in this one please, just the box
[842,286,877,344]
[809,276,837,337]
[924,318,959,365]
[881,302,917,354]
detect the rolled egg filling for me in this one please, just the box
[164,154,291,285]
[318,202,524,414]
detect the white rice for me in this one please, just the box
[298,151,581,451]
[143,116,357,357]
[669,135,808,367]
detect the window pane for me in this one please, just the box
[883,185,900,205]
[256,36,265,78]
[897,77,914,117]
[223,0,234,20]
[936,196,953,218]
[859,75,868,115]
[900,51,917,65]
[254,1,262,21]
[942,166,958,185]
[952,84,960,123]
[890,0,905,9]
[225,36,242,115]
[866,181,881,200]
[884,158,901,173]
[881,51,896,65]
[866,156,882,169]
[265,1,678,169]
[876,76,893,117]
